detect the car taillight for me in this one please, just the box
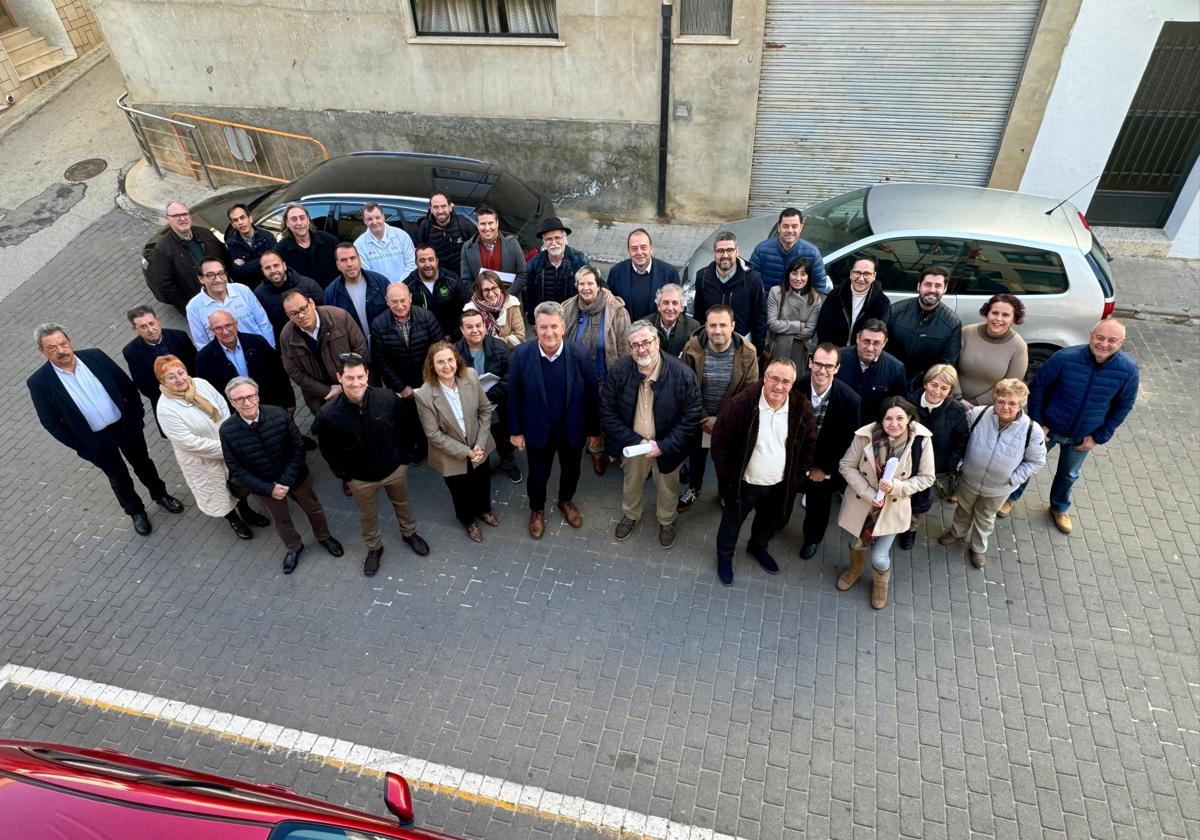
[1077,211,1090,231]
[1101,300,1114,320]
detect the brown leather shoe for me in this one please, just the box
[529,510,545,540]
[969,550,986,568]
[937,530,961,546]
[591,453,607,476]
[465,523,482,542]
[363,547,383,577]
[558,501,583,528]
[480,512,499,527]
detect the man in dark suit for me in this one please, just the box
[28,324,184,535]
[835,319,907,421]
[195,310,295,413]
[605,228,681,322]
[507,301,601,539]
[121,304,196,417]
[796,343,862,559]
[455,309,520,483]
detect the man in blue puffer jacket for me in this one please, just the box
[749,207,829,293]
[1004,319,1138,534]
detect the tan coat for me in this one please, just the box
[414,369,495,477]
[464,294,526,347]
[838,421,936,537]
[681,333,760,421]
[155,377,237,517]
[279,306,368,412]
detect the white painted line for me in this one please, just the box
[0,663,748,840]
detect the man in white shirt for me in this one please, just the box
[353,203,416,282]
[185,259,275,349]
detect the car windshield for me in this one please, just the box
[800,187,873,255]
[485,173,541,229]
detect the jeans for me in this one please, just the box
[851,533,897,572]
[1008,433,1089,514]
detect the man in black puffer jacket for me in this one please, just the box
[600,320,702,550]
[416,193,476,277]
[219,376,343,574]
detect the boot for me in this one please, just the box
[870,568,891,610]
[836,547,866,591]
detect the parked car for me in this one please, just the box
[682,183,1116,375]
[140,150,556,276]
[0,739,465,839]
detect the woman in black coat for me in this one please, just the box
[899,363,969,549]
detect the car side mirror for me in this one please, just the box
[384,772,415,826]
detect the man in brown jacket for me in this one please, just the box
[279,289,368,416]
[677,304,759,511]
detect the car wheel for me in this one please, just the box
[1025,345,1057,383]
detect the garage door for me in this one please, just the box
[748,0,1041,213]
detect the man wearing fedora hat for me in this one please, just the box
[523,216,590,319]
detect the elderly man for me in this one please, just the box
[417,192,475,277]
[122,304,196,415]
[836,319,907,421]
[1003,319,1138,534]
[523,217,590,316]
[600,321,701,549]
[146,201,226,313]
[455,309,521,483]
[678,304,760,511]
[225,203,276,287]
[508,301,601,539]
[278,290,367,416]
[749,207,829,293]
[220,376,344,574]
[28,324,184,534]
[370,282,443,399]
[318,355,430,575]
[277,203,340,288]
[325,242,391,342]
[406,243,465,339]
[606,229,681,322]
[253,250,325,340]
[353,202,416,282]
[650,283,699,357]
[195,311,295,412]
[185,258,274,349]
[885,265,962,381]
[711,358,816,586]
[459,205,527,297]
[816,254,891,347]
[691,232,767,352]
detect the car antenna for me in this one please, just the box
[1045,174,1102,216]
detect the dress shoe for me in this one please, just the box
[155,495,184,514]
[658,523,676,550]
[898,530,916,551]
[996,499,1014,518]
[364,547,383,576]
[1051,510,1073,534]
[969,550,986,569]
[480,512,500,527]
[614,516,636,541]
[318,536,344,557]
[937,530,961,546]
[591,452,607,476]
[503,463,523,484]
[799,542,819,560]
[282,547,302,574]
[229,515,253,540]
[131,513,152,536]
[529,510,545,539]
[717,555,733,586]
[751,547,780,574]
[302,435,318,451]
[237,502,271,528]
[403,532,431,555]
[465,523,483,542]
[342,481,352,497]
[558,501,583,528]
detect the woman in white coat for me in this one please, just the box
[837,395,936,609]
[154,355,268,539]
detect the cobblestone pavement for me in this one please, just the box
[0,207,1197,839]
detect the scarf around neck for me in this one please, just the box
[159,379,221,423]
[565,289,610,361]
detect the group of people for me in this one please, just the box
[28,199,1140,605]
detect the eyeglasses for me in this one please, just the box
[629,338,658,351]
[849,270,875,279]
[714,247,737,255]
[211,324,236,332]
[810,361,839,372]
[230,394,259,404]
[764,374,794,387]
[338,352,364,362]
[480,286,500,294]
[167,211,190,220]
[201,271,228,280]
[284,306,309,318]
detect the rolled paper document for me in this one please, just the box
[873,457,900,504]
[623,442,653,457]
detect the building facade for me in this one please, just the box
[0,0,102,107]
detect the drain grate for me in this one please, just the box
[64,158,108,182]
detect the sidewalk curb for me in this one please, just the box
[0,45,110,144]
[1113,306,1200,326]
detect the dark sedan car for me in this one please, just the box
[140,151,555,276]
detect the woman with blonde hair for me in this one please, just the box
[463,270,526,347]
[154,355,268,539]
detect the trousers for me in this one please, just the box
[525,431,582,511]
[1009,433,1089,514]
[621,455,680,525]
[716,481,784,559]
[88,420,169,515]
[257,471,330,551]
[348,464,417,549]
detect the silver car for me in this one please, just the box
[682,183,1116,374]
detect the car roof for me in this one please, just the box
[865,182,1086,249]
[275,152,497,205]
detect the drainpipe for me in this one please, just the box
[657,0,672,219]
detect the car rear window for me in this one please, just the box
[798,187,873,255]
[958,240,1068,295]
[484,172,542,229]
[1087,238,1116,298]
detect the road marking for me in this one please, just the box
[0,663,747,840]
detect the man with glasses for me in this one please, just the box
[195,311,295,415]
[278,290,367,417]
[600,321,701,549]
[795,343,861,560]
[816,254,891,347]
[710,358,816,586]
[146,201,227,314]
[185,259,274,349]
[523,217,590,317]
[690,232,767,352]
[220,376,344,574]
[835,319,907,420]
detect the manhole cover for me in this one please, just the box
[64,158,108,182]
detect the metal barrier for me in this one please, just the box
[169,112,329,185]
[117,93,215,188]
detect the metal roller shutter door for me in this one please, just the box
[748,0,1041,213]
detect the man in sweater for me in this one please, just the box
[459,205,528,298]
[884,265,962,382]
[651,283,700,357]
[749,208,829,293]
[353,203,416,282]
[606,229,681,321]
[835,319,907,420]
[1003,319,1138,534]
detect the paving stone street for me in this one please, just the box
[0,200,1196,840]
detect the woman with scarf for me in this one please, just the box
[766,256,824,368]
[836,396,935,609]
[563,265,631,476]
[462,270,526,347]
[154,355,268,539]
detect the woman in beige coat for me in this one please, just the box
[837,395,936,609]
[462,270,526,347]
[154,355,268,539]
[414,341,498,542]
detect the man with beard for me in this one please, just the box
[885,265,962,381]
[277,203,340,288]
[253,250,325,340]
[523,217,590,317]
[459,205,527,297]
[405,243,466,339]
[416,192,475,277]
[749,207,829,293]
[836,319,907,421]
[600,321,701,549]
[185,258,274,349]
[325,243,391,344]
[690,232,767,352]
[225,204,276,288]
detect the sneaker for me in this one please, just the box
[717,555,733,586]
[677,488,698,512]
[503,463,523,484]
[614,516,636,541]
[997,499,1014,518]
[658,523,676,549]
